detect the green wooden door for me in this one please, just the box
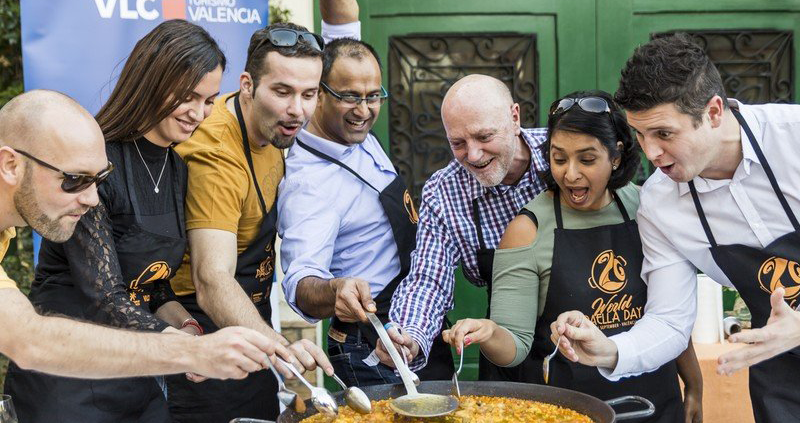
[354,0,598,381]
[313,0,800,387]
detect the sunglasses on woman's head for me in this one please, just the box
[15,149,114,193]
[549,96,621,135]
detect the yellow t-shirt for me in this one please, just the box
[171,92,284,295]
[0,227,19,290]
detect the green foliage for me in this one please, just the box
[269,3,292,24]
[0,0,24,392]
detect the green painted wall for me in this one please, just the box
[312,0,800,387]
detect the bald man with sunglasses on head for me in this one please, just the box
[0,89,284,382]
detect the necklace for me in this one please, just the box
[134,139,169,193]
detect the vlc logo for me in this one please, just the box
[758,257,800,300]
[588,250,628,294]
[94,0,163,20]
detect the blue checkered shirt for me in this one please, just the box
[389,128,549,369]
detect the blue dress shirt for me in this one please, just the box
[278,128,400,322]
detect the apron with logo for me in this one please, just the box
[6,142,186,423]
[528,190,683,422]
[688,106,800,423]
[473,198,537,382]
[167,94,279,422]
[296,137,454,381]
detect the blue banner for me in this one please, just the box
[21,0,269,260]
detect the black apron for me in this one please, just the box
[6,142,186,423]
[296,137,454,381]
[472,197,536,382]
[529,190,683,422]
[688,106,800,423]
[167,94,279,422]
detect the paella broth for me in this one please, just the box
[301,395,593,422]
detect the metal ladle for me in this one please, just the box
[331,373,371,414]
[267,363,304,414]
[274,357,338,418]
[366,313,458,418]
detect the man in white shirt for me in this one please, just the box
[550,34,800,422]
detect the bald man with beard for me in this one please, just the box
[0,90,287,380]
[378,75,550,381]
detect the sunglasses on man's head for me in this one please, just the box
[15,149,114,193]
[254,28,325,53]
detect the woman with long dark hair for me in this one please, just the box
[4,20,226,422]
[443,91,704,422]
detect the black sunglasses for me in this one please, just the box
[549,96,620,134]
[16,149,114,193]
[253,28,325,53]
[320,81,389,106]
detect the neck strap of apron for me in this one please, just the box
[234,94,268,214]
[295,138,380,193]
[552,188,630,229]
[471,197,488,250]
[730,106,800,230]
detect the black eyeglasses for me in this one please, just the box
[16,149,114,193]
[253,28,325,53]
[320,81,389,106]
[549,96,620,134]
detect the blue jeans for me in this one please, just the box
[328,331,401,388]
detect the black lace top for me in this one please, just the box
[32,139,187,332]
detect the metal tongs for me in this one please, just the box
[366,313,458,418]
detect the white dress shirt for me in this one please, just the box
[604,100,800,380]
[278,129,399,322]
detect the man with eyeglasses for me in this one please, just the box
[0,89,286,383]
[166,22,333,422]
[277,0,455,387]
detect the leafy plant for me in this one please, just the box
[269,3,292,24]
[0,0,26,391]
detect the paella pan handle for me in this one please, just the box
[605,395,655,421]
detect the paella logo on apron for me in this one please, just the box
[255,242,275,282]
[403,189,419,224]
[758,256,800,300]
[588,250,628,294]
[129,261,171,290]
[588,250,642,330]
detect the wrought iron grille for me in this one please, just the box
[653,30,793,104]
[388,33,539,201]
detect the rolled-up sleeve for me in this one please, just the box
[321,20,361,43]
[600,201,697,380]
[389,191,459,370]
[278,177,340,323]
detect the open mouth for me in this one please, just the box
[659,164,675,176]
[345,118,368,131]
[469,158,494,170]
[278,121,302,137]
[566,187,589,204]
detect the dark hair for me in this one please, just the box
[321,37,382,83]
[539,90,639,191]
[614,33,727,126]
[245,22,323,91]
[96,19,226,143]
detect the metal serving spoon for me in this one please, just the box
[451,339,464,397]
[366,313,458,418]
[274,357,338,417]
[267,363,304,414]
[543,335,561,384]
[331,372,371,414]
